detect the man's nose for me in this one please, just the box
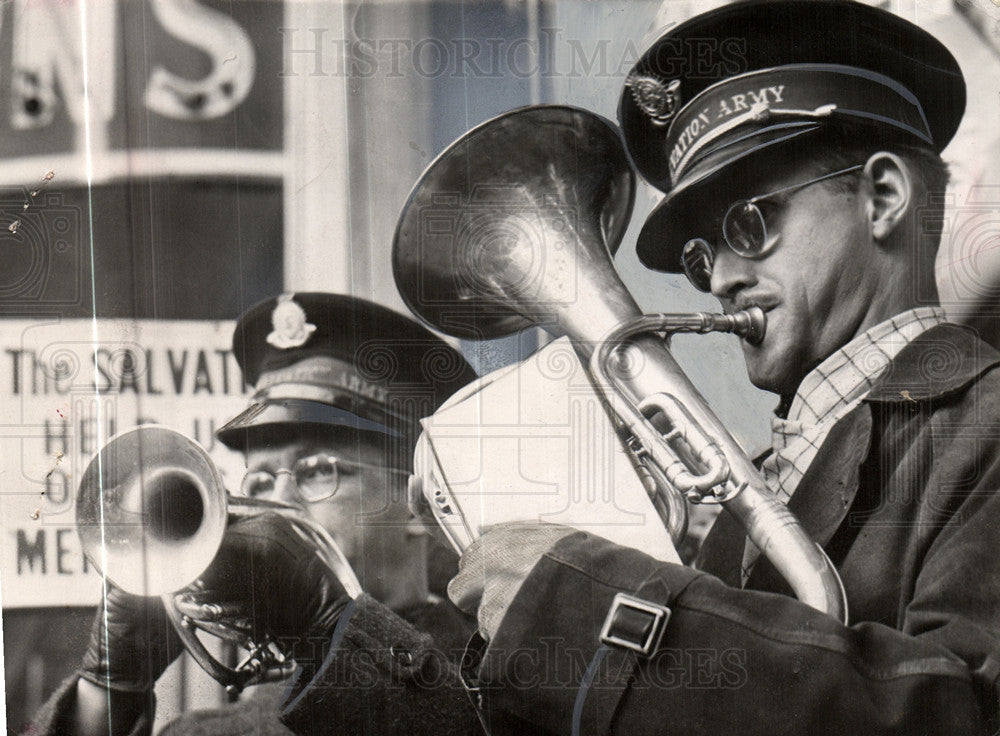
[709,245,757,299]
[269,470,302,507]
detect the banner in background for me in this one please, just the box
[0,319,248,608]
[0,0,283,158]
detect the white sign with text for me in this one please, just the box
[0,319,249,608]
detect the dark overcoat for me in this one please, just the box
[472,323,1000,735]
[26,596,481,736]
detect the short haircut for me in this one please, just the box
[803,122,951,250]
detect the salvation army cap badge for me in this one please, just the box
[626,72,681,127]
[266,293,317,350]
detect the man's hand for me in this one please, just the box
[176,512,353,642]
[79,584,183,694]
[448,521,575,639]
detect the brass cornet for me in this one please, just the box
[392,105,847,622]
[76,425,362,696]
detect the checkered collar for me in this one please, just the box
[780,307,948,426]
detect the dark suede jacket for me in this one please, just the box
[470,323,1000,735]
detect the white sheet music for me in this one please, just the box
[416,337,681,563]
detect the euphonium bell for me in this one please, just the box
[392,105,847,622]
[76,425,361,695]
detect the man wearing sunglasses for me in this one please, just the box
[445,1,1000,734]
[28,293,483,736]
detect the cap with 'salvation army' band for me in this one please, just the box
[617,0,966,273]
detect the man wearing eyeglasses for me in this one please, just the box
[27,293,483,736]
[444,1,1000,734]
[215,292,456,616]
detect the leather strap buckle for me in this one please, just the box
[599,592,671,657]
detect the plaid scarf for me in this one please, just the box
[741,306,947,584]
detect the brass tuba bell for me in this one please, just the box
[76,425,362,695]
[392,105,847,621]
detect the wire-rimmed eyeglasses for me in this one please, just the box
[240,453,410,503]
[681,164,865,293]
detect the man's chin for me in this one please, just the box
[741,341,791,397]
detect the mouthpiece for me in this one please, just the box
[732,306,766,345]
[692,308,766,345]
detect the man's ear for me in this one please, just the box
[865,151,913,242]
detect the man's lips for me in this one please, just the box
[727,299,778,346]
[730,296,778,314]
[723,299,778,314]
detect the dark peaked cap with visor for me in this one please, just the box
[618,0,966,272]
[216,292,478,451]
